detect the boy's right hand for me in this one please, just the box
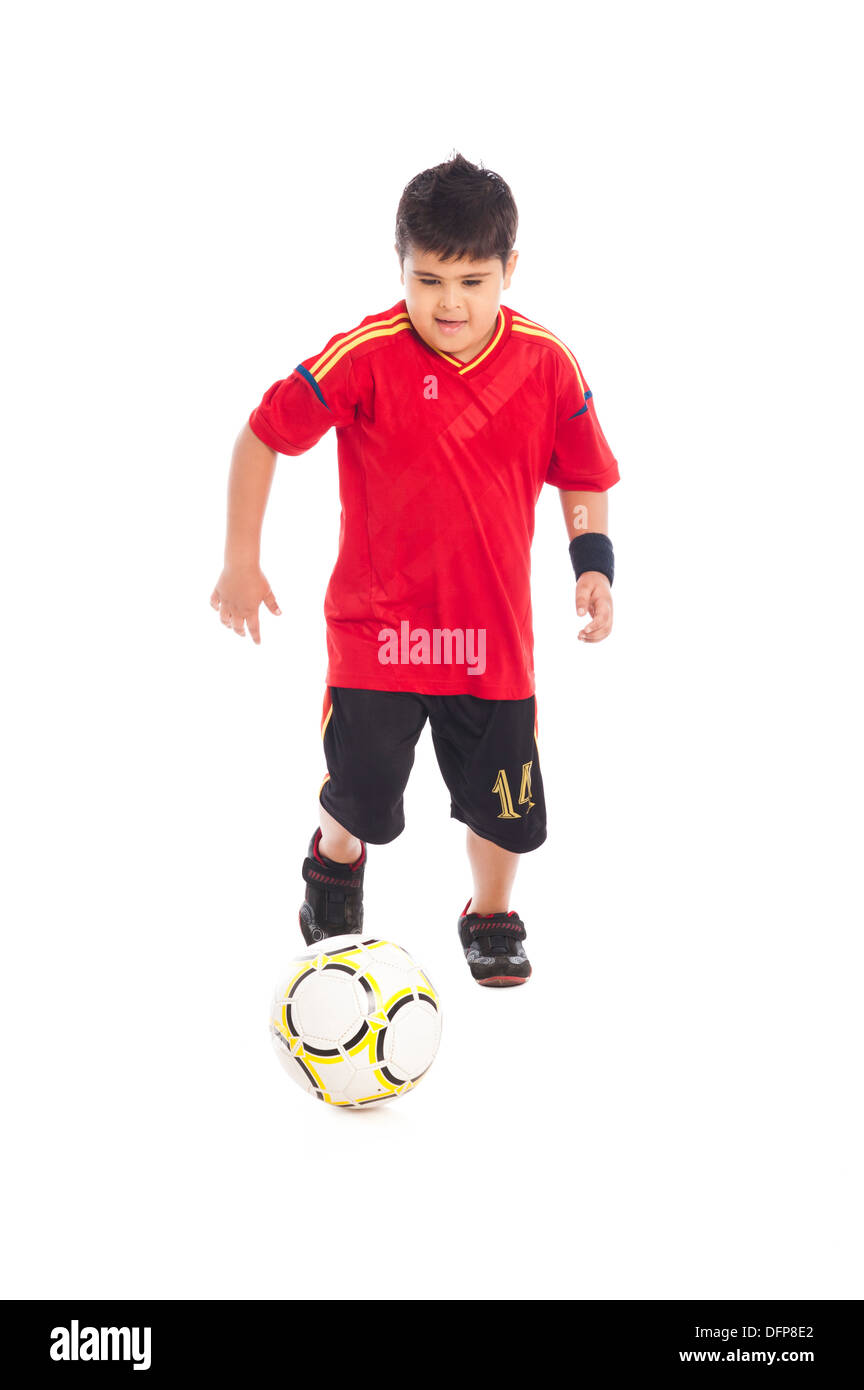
[210,564,281,645]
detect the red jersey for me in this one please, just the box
[248,299,620,699]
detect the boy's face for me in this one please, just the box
[399,247,518,363]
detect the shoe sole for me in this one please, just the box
[476,973,531,987]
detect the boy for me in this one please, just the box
[210,152,620,986]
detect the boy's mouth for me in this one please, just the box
[435,317,466,335]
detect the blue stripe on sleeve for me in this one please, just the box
[567,389,593,420]
[296,364,330,412]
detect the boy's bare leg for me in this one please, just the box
[465,826,520,914]
[318,803,363,863]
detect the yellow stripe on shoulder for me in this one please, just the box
[311,311,412,381]
[510,313,586,395]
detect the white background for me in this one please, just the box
[2,0,861,1300]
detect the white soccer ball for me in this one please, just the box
[269,935,442,1106]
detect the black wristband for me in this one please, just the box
[569,532,614,586]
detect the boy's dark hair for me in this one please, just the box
[395,150,518,276]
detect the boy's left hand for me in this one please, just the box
[575,572,613,642]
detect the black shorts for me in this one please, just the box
[316,685,547,853]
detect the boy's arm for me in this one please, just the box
[559,487,608,544]
[557,488,613,644]
[210,423,282,644]
[225,422,277,566]
[212,321,366,644]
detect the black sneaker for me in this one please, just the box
[299,828,367,945]
[457,899,532,987]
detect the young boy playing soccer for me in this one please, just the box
[210,152,620,986]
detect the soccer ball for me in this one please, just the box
[269,935,442,1106]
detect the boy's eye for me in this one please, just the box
[419,278,482,287]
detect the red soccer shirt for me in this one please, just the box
[248,299,620,699]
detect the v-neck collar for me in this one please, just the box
[404,301,511,378]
